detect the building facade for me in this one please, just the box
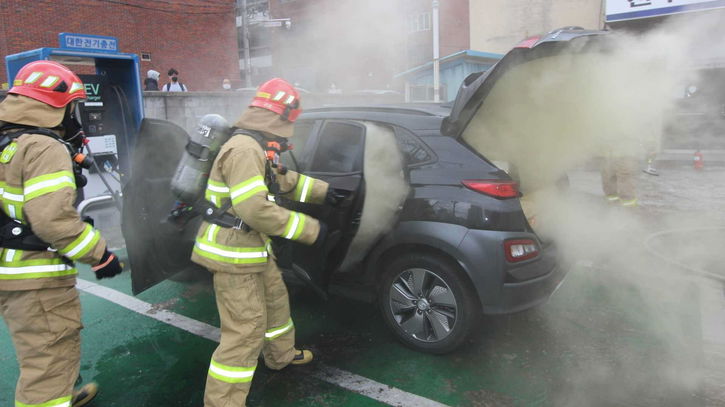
[402,0,471,69]
[0,0,239,91]
[268,0,408,93]
[469,0,604,54]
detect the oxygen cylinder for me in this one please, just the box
[170,114,232,203]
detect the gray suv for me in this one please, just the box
[122,27,605,353]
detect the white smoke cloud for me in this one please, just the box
[458,14,725,404]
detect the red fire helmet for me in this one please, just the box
[250,78,302,122]
[8,60,86,108]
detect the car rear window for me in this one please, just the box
[309,121,365,173]
[395,128,435,166]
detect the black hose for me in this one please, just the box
[643,227,725,283]
[84,142,123,212]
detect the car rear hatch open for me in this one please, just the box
[442,27,613,237]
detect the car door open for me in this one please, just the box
[273,120,366,291]
[122,118,205,294]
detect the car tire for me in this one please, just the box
[378,252,479,354]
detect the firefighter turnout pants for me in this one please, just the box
[204,259,296,407]
[601,155,639,205]
[0,287,82,407]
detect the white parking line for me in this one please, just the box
[699,279,725,406]
[311,365,450,407]
[76,279,450,407]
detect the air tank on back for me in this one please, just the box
[170,114,232,203]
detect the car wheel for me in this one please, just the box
[378,252,479,354]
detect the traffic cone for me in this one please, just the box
[694,150,704,171]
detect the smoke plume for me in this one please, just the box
[460,13,725,405]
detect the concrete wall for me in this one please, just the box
[142,91,404,134]
[469,0,604,54]
[143,91,256,135]
[0,90,404,135]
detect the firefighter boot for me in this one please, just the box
[290,349,314,365]
[72,382,98,407]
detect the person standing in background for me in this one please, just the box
[163,68,187,92]
[144,69,160,91]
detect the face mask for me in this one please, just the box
[171,76,179,83]
[223,84,231,90]
[61,103,85,150]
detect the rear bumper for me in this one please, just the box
[455,228,568,315]
[484,261,567,314]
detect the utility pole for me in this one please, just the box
[432,0,440,102]
[236,0,253,87]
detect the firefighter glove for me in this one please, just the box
[313,222,341,259]
[92,248,123,280]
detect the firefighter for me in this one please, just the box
[600,126,654,208]
[0,61,123,407]
[191,78,330,406]
[600,151,639,207]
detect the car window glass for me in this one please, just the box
[309,121,364,173]
[281,121,315,171]
[395,128,433,166]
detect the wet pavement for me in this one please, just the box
[1,165,724,406]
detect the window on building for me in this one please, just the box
[408,12,431,33]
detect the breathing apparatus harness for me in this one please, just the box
[0,120,93,253]
[196,129,296,232]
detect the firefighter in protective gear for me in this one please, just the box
[600,128,650,208]
[601,153,639,207]
[0,60,123,407]
[192,78,329,406]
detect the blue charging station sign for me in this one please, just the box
[58,33,118,53]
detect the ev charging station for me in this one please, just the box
[5,33,143,222]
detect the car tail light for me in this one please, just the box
[504,239,539,262]
[462,180,519,199]
[515,36,541,48]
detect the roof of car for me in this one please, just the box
[300,103,452,133]
[305,103,451,116]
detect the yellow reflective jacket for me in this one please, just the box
[0,131,106,291]
[191,132,329,274]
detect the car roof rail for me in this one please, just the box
[304,105,443,116]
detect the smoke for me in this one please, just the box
[463,30,689,192]
[461,14,725,405]
[272,0,405,91]
[340,122,408,269]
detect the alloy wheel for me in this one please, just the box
[388,268,458,342]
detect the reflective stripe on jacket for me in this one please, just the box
[191,132,328,273]
[0,132,106,291]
